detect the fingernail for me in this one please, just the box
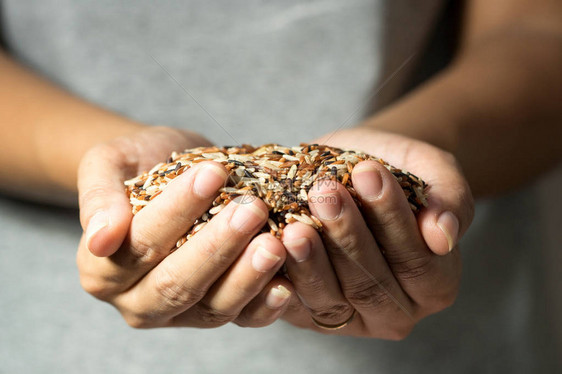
[86,211,110,251]
[252,246,281,272]
[284,238,311,263]
[230,198,267,232]
[193,163,227,198]
[310,189,342,221]
[437,211,459,252]
[352,163,383,200]
[265,285,291,309]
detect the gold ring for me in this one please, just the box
[311,310,356,331]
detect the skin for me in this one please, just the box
[1,0,561,336]
[279,134,470,337]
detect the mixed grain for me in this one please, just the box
[125,144,428,250]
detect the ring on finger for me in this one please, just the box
[311,310,357,331]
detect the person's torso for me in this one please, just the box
[1,0,444,145]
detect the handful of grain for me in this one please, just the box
[125,144,428,250]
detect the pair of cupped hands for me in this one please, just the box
[77,125,473,339]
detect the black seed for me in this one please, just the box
[244,170,253,178]
[272,150,284,155]
[228,159,245,166]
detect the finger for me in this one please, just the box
[113,196,268,328]
[282,222,354,326]
[388,144,474,256]
[78,144,135,257]
[351,161,461,308]
[280,285,369,336]
[317,130,474,256]
[416,151,474,255]
[112,161,227,272]
[233,277,294,328]
[77,161,228,294]
[172,233,286,327]
[308,180,414,333]
[130,161,227,254]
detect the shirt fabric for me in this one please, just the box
[0,1,559,373]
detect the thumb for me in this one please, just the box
[417,153,475,256]
[78,145,133,257]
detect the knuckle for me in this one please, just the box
[325,232,362,261]
[440,294,456,310]
[234,313,276,328]
[374,209,410,236]
[433,289,458,311]
[120,306,168,330]
[418,281,460,314]
[122,310,168,329]
[284,299,304,316]
[154,265,204,310]
[294,272,329,294]
[344,278,396,310]
[195,303,238,327]
[79,274,118,301]
[128,230,163,265]
[231,315,251,328]
[387,324,414,341]
[311,303,354,323]
[198,235,234,268]
[123,314,155,329]
[388,255,433,281]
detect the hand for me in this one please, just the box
[279,127,474,338]
[77,127,293,328]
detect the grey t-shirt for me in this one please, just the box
[0,1,560,373]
